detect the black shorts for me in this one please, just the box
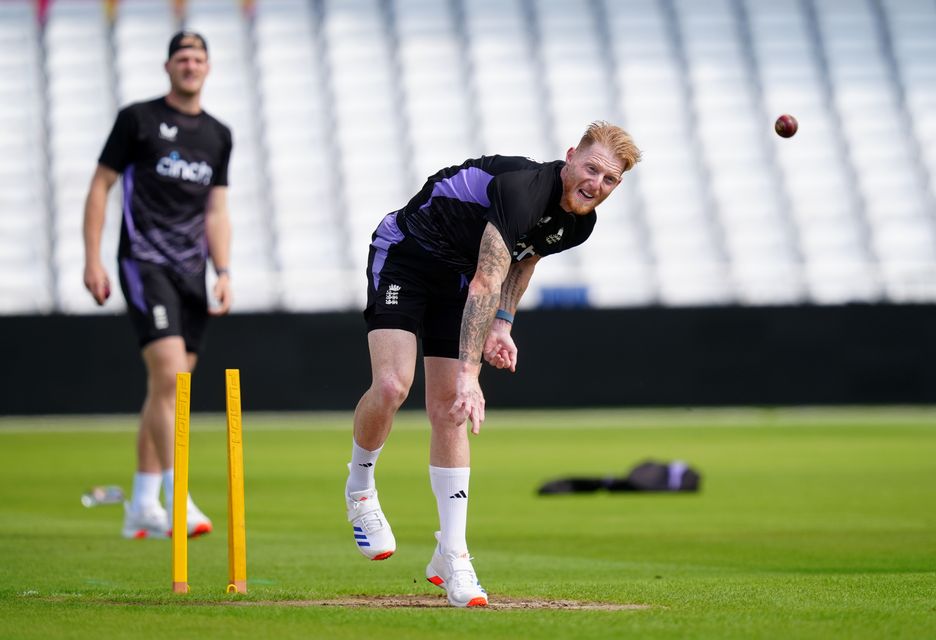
[118,258,209,353]
[364,212,469,359]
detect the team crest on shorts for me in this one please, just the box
[385,284,401,305]
[153,304,169,329]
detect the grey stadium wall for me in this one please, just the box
[2,305,936,415]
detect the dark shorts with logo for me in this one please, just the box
[118,258,209,353]
[364,212,469,359]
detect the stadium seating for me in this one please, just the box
[44,0,122,313]
[0,1,52,313]
[2,0,935,314]
[255,0,349,310]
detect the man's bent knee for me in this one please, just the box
[147,369,180,399]
[371,374,411,410]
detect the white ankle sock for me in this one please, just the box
[346,441,383,495]
[429,465,470,555]
[162,469,199,516]
[130,472,162,512]
[162,469,176,514]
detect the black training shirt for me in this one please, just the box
[397,155,596,277]
[99,97,232,274]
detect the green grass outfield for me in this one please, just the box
[0,408,934,639]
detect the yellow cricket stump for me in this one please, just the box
[171,369,248,595]
[171,372,191,594]
[225,369,248,594]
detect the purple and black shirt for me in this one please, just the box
[395,155,597,277]
[99,97,232,275]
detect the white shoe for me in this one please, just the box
[185,502,213,538]
[346,489,396,560]
[425,532,488,607]
[166,501,214,538]
[122,502,169,539]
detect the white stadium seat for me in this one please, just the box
[2,0,934,314]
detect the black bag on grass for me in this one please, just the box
[538,460,701,495]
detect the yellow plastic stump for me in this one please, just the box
[225,369,248,594]
[172,372,191,594]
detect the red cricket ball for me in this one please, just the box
[775,114,798,138]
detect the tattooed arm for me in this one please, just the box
[449,222,513,435]
[500,255,539,314]
[483,255,539,372]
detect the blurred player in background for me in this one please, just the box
[82,32,233,539]
[344,121,641,606]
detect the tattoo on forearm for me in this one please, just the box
[500,260,535,311]
[459,293,499,363]
[500,269,525,310]
[460,225,511,363]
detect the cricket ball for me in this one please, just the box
[775,114,798,138]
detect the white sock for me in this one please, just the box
[162,469,199,516]
[130,472,162,512]
[162,469,175,515]
[429,465,470,555]
[346,441,383,496]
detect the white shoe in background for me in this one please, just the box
[122,502,169,539]
[185,501,213,538]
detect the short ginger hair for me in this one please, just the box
[578,121,642,173]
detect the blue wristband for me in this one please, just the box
[495,309,514,324]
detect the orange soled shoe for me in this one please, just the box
[121,502,169,539]
[425,532,488,607]
[346,489,396,560]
